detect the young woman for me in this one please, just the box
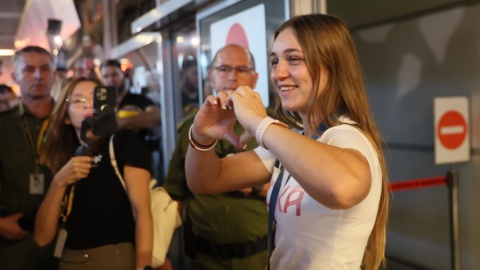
[185,14,389,269]
[34,77,153,270]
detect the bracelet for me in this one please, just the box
[188,124,217,152]
[255,117,288,149]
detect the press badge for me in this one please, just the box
[29,173,44,194]
[54,227,68,258]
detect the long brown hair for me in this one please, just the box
[39,77,102,173]
[274,14,389,269]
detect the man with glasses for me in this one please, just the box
[164,44,269,270]
[0,46,58,269]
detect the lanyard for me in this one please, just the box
[20,116,50,171]
[60,185,75,223]
[266,121,329,269]
[267,160,289,269]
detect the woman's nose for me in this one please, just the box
[271,61,288,81]
[83,98,94,109]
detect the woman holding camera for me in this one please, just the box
[34,77,153,270]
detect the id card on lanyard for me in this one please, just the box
[21,116,49,195]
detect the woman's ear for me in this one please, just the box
[64,116,71,125]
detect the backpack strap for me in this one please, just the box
[109,134,126,190]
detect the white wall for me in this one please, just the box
[351,3,480,269]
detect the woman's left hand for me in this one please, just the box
[226,86,268,134]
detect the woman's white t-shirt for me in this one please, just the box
[254,123,382,270]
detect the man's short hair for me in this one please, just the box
[13,46,53,65]
[101,59,122,70]
[210,44,256,71]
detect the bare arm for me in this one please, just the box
[185,128,271,195]
[124,165,153,267]
[35,156,92,246]
[225,86,372,209]
[259,125,371,209]
[118,105,161,130]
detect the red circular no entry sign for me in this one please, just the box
[437,110,467,149]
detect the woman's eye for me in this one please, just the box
[288,57,301,63]
[270,59,278,66]
[72,97,86,104]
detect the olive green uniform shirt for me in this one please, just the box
[163,112,268,269]
[0,103,57,269]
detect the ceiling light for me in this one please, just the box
[0,49,14,56]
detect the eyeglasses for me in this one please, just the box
[66,96,93,108]
[213,65,254,76]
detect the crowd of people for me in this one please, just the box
[0,13,389,270]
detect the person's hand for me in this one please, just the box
[53,156,93,187]
[191,92,238,146]
[224,86,268,147]
[239,187,254,196]
[0,213,29,241]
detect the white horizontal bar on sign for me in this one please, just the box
[131,0,193,34]
[440,126,464,135]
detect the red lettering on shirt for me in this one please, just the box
[282,186,304,216]
[277,186,291,213]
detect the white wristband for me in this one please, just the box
[255,117,288,149]
[188,125,217,151]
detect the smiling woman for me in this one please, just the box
[185,13,389,270]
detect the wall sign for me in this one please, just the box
[434,96,470,164]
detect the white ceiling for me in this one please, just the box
[0,0,27,83]
[0,0,80,85]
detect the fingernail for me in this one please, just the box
[222,103,226,110]
[242,144,247,150]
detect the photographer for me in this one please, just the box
[34,77,154,270]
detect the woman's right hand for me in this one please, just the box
[53,156,93,186]
[192,92,238,145]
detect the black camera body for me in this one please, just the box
[92,86,117,136]
[77,86,118,157]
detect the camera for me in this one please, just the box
[78,86,118,145]
[92,86,118,135]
